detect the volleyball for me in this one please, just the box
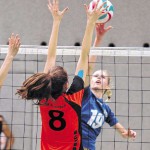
[88,0,114,24]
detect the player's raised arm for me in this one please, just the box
[75,1,108,82]
[85,23,112,86]
[0,34,20,89]
[44,0,68,73]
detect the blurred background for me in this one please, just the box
[0,0,149,47]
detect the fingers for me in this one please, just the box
[52,0,59,10]
[100,5,108,12]
[86,1,109,22]
[48,0,68,18]
[8,33,20,56]
[96,1,109,17]
[95,23,112,34]
[55,0,59,5]
[128,128,137,139]
[61,7,69,15]
[84,4,88,13]
[54,0,59,11]
[9,33,21,48]
[105,25,113,31]
[96,23,103,29]
[16,35,21,48]
[130,130,136,137]
[93,0,100,11]
[98,1,107,11]
[9,33,15,45]
[47,0,52,11]
[48,0,59,12]
[52,0,58,5]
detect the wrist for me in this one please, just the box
[6,53,14,60]
[93,38,102,47]
[87,20,96,27]
[53,19,61,25]
[95,36,103,41]
[52,21,61,30]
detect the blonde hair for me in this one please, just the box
[102,70,112,102]
[104,88,112,102]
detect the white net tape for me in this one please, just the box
[0,45,150,56]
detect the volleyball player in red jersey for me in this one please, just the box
[17,0,108,149]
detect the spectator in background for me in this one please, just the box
[0,115,14,150]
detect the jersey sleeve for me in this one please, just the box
[65,76,84,106]
[105,104,118,127]
[82,86,90,100]
[67,76,84,94]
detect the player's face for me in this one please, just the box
[90,70,109,90]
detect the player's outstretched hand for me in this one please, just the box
[8,33,20,57]
[48,0,69,21]
[84,1,108,24]
[95,23,112,39]
[122,128,137,140]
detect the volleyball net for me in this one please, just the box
[0,46,150,150]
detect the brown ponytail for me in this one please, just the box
[16,73,52,103]
[16,66,68,105]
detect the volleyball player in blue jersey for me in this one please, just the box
[81,24,137,150]
[0,34,20,89]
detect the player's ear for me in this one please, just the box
[63,82,69,92]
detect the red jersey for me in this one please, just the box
[40,76,84,150]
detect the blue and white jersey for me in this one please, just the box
[81,87,118,150]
